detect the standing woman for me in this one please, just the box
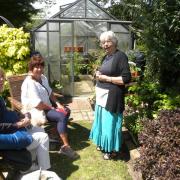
[89,31,131,160]
[21,52,78,159]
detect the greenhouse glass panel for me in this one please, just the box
[49,32,60,58]
[34,32,47,56]
[59,22,74,96]
[74,21,107,54]
[109,24,131,51]
[60,1,85,18]
[87,0,112,19]
[75,21,107,36]
[111,24,129,33]
[116,33,131,51]
[48,31,60,83]
[61,23,73,36]
[49,22,59,31]
[36,24,47,31]
[34,32,48,76]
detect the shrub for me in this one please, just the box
[0,24,30,75]
[135,109,180,180]
[123,113,143,142]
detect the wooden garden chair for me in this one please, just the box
[7,74,27,112]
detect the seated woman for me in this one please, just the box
[0,68,32,179]
[0,67,50,175]
[21,51,78,159]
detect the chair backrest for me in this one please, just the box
[7,74,27,109]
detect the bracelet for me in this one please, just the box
[110,77,112,83]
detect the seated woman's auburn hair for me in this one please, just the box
[28,54,45,71]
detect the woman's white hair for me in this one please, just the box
[99,31,118,46]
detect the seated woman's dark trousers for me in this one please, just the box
[46,109,68,134]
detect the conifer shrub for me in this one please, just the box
[135,109,180,180]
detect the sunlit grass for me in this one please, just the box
[50,121,132,180]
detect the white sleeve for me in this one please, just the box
[21,77,42,109]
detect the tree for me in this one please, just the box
[0,0,56,28]
[104,0,180,90]
[0,0,39,28]
[136,0,180,90]
[107,0,140,22]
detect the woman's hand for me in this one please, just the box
[97,73,111,82]
[16,118,31,128]
[95,71,102,80]
[56,102,65,110]
[98,74,108,82]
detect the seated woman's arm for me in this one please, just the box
[49,92,64,109]
[0,118,31,134]
[0,122,18,134]
[35,101,52,111]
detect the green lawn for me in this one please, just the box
[50,121,132,180]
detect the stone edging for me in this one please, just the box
[122,127,142,180]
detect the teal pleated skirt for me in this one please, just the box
[89,104,123,153]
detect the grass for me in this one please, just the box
[49,121,132,180]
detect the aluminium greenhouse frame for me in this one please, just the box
[31,0,133,96]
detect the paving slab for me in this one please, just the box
[64,97,94,121]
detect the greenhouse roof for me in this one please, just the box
[32,0,131,31]
[52,0,115,19]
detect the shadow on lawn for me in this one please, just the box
[50,121,91,179]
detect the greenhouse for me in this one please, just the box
[31,0,133,96]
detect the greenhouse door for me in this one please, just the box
[59,21,74,96]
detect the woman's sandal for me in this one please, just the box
[103,152,118,160]
[96,146,101,151]
[103,153,111,160]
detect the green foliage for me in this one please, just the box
[65,50,104,80]
[0,0,38,28]
[0,81,10,101]
[87,49,105,75]
[107,0,141,22]
[135,109,180,180]
[50,80,63,90]
[124,113,143,138]
[126,81,180,119]
[136,0,180,90]
[0,25,30,75]
[105,0,180,90]
[65,52,86,80]
[124,80,180,139]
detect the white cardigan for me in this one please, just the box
[21,74,52,126]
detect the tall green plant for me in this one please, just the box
[136,0,180,90]
[105,0,180,90]
[0,25,30,75]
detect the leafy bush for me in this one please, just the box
[126,81,180,119]
[135,109,180,180]
[124,113,143,140]
[0,24,30,75]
